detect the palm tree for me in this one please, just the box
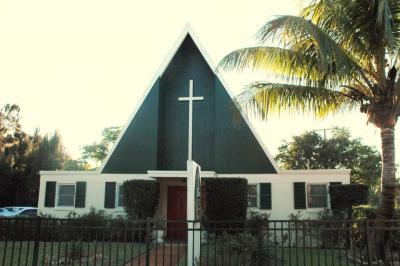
[219,0,399,219]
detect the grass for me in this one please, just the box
[276,247,356,266]
[0,241,146,266]
[176,245,365,266]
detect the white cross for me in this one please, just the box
[178,80,204,161]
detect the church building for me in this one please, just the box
[37,25,350,221]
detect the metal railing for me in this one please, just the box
[1,217,400,265]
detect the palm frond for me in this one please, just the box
[254,16,371,87]
[219,47,324,85]
[301,0,372,64]
[236,82,357,120]
[389,0,400,46]
[376,0,396,47]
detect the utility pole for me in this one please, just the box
[312,128,335,140]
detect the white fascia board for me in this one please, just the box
[99,23,280,173]
[278,169,352,175]
[39,171,99,175]
[217,169,351,177]
[147,170,217,178]
[39,171,153,179]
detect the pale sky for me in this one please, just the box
[0,0,397,165]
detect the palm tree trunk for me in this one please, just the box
[378,127,396,219]
[373,127,396,263]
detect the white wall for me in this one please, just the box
[38,169,350,220]
[223,169,350,220]
[38,171,150,218]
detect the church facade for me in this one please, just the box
[37,26,350,221]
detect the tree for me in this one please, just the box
[63,159,91,171]
[275,128,381,201]
[0,104,70,206]
[81,126,121,165]
[219,0,399,220]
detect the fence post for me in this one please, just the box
[145,217,151,266]
[257,219,265,266]
[32,217,42,266]
[365,219,371,266]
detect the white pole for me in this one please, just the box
[188,80,193,161]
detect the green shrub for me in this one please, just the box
[329,184,369,218]
[122,180,159,220]
[203,178,248,221]
[209,232,277,266]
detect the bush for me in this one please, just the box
[122,180,159,220]
[209,232,278,266]
[329,184,369,218]
[203,178,248,222]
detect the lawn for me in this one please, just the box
[0,241,146,266]
[177,245,366,266]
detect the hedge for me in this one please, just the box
[329,184,369,218]
[203,178,248,221]
[122,180,159,220]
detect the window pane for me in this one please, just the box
[310,185,326,195]
[248,185,257,207]
[59,185,75,194]
[118,185,124,207]
[308,184,327,208]
[58,185,75,206]
[248,185,257,196]
[248,197,257,208]
[309,196,327,207]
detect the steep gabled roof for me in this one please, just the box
[99,24,280,174]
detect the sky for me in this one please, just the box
[0,0,397,165]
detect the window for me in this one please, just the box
[58,184,76,207]
[307,184,327,208]
[118,184,124,207]
[248,185,257,208]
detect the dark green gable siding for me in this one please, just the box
[102,79,160,173]
[102,35,277,174]
[158,36,215,170]
[214,79,276,173]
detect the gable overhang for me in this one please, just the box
[99,24,281,174]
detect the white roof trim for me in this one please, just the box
[279,169,351,175]
[99,23,280,173]
[148,170,217,178]
[40,171,99,175]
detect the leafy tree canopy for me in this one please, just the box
[0,104,70,206]
[81,126,122,165]
[275,128,381,195]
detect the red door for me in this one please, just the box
[167,186,187,240]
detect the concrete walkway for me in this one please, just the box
[126,243,187,266]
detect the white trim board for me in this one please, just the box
[147,170,217,178]
[99,23,280,173]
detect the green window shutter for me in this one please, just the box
[44,181,56,207]
[104,182,116,209]
[75,182,86,208]
[259,183,271,210]
[293,182,306,209]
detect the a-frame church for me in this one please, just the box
[38,25,349,221]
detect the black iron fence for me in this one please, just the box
[1,217,400,265]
